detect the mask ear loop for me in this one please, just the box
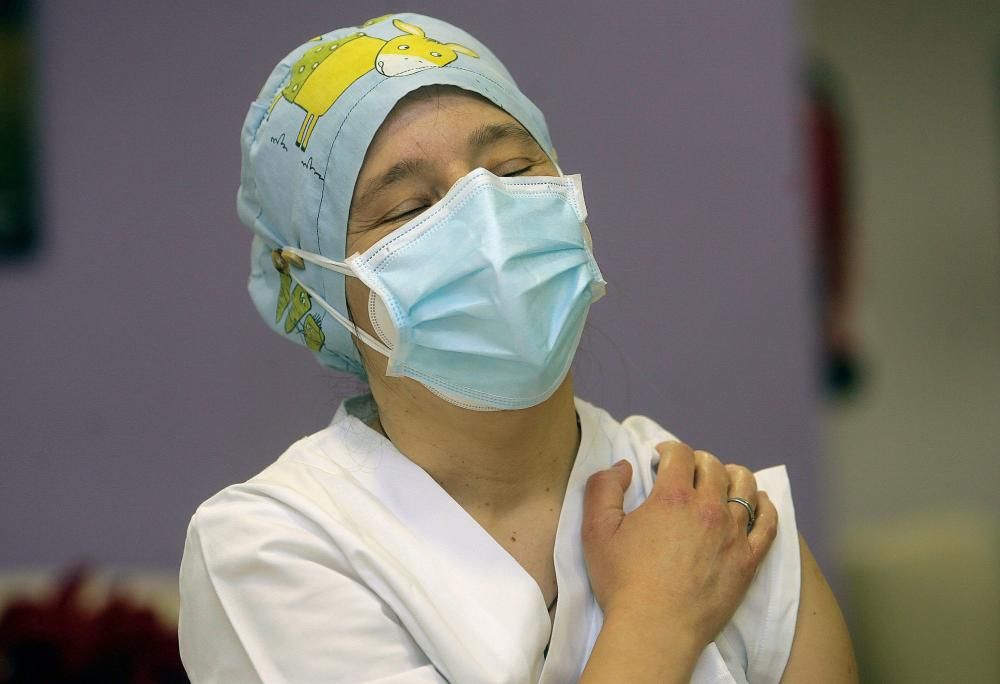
[278,246,496,411]
[546,158,592,251]
[274,247,393,358]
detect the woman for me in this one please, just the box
[179,13,856,683]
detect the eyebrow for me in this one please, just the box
[353,157,430,214]
[466,122,539,151]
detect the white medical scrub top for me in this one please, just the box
[178,395,800,683]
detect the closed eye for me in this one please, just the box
[383,205,429,224]
[501,165,534,177]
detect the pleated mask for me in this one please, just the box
[276,167,606,410]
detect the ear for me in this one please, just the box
[446,42,479,58]
[392,18,425,38]
[361,14,392,28]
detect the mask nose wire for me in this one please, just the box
[277,246,393,358]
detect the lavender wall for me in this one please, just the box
[1,1,821,570]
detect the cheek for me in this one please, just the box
[343,274,392,379]
[343,232,372,326]
[344,275,373,333]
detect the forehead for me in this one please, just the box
[357,87,538,175]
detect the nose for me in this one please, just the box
[440,163,483,193]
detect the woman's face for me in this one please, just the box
[344,86,560,380]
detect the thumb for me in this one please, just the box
[582,460,632,542]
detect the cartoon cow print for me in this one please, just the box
[269,18,479,151]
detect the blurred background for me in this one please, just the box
[1,0,997,681]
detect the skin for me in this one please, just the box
[343,85,857,682]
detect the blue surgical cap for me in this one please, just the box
[238,13,555,378]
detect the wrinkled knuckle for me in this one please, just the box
[727,464,753,482]
[661,440,694,461]
[587,469,612,485]
[651,485,693,507]
[585,469,612,492]
[695,449,721,466]
[655,440,685,458]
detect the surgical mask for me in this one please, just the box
[277,167,606,410]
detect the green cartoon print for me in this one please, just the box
[275,271,326,352]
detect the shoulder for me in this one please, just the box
[181,421,383,575]
[574,397,681,491]
[575,398,803,680]
[184,396,386,541]
[177,432,439,682]
[575,396,682,449]
[179,408,386,606]
[720,465,801,681]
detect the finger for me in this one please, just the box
[582,460,633,542]
[747,491,778,562]
[725,464,757,501]
[724,464,758,530]
[693,449,728,499]
[653,441,695,493]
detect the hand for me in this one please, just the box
[581,441,778,649]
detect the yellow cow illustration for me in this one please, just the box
[269,18,479,151]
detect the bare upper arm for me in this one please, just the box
[780,534,859,683]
